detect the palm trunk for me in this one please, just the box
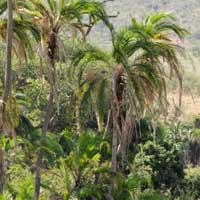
[0,0,13,194]
[3,0,13,102]
[110,75,121,199]
[111,74,118,172]
[34,31,56,200]
[111,64,124,171]
[111,119,118,171]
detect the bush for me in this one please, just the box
[183,169,200,200]
[134,141,184,194]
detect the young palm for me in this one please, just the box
[72,13,188,172]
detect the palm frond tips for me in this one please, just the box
[71,46,111,76]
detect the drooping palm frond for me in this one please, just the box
[0,0,41,64]
[0,0,6,15]
[0,17,40,64]
[145,12,176,24]
[95,78,108,126]
[129,62,165,109]
[71,45,111,84]
[145,12,189,40]
[71,0,113,29]
[0,95,19,137]
[116,12,188,111]
[71,46,112,132]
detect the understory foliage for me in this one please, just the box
[0,117,200,199]
[0,0,200,200]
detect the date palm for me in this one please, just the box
[0,0,40,194]
[0,0,40,124]
[72,13,188,172]
[17,0,112,199]
[0,0,13,193]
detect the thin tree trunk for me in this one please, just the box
[75,95,82,134]
[34,86,54,199]
[152,122,157,144]
[0,148,4,194]
[34,31,57,199]
[34,61,55,199]
[0,0,13,194]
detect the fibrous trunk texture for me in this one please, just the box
[0,0,13,194]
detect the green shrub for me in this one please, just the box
[139,191,168,200]
[183,171,200,200]
[134,141,184,194]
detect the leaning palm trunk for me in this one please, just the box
[0,0,13,194]
[34,30,57,200]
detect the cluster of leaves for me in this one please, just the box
[1,116,200,199]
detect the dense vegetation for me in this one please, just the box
[0,0,200,200]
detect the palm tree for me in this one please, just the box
[0,0,13,193]
[17,0,112,198]
[0,1,40,130]
[0,0,40,193]
[111,13,188,169]
[72,13,188,173]
[2,0,13,103]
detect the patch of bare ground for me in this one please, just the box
[168,92,200,121]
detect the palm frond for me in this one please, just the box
[0,0,6,15]
[71,45,111,80]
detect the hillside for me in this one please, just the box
[92,0,200,56]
